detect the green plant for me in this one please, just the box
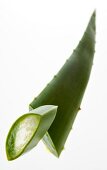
[6,11,96,160]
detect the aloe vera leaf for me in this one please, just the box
[29,11,96,157]
[6,105,57,160]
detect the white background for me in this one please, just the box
[0,0,107,169]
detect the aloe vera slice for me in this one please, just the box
[29,11,96,157]
[6,105,57,160]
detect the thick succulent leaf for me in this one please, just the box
[29,11,96,157]
[6,105,57,160]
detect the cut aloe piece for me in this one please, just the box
[6,105,57,160]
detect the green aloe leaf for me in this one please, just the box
[29,11,96,157]
[6,10,96,160]
[6,105,57,160]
